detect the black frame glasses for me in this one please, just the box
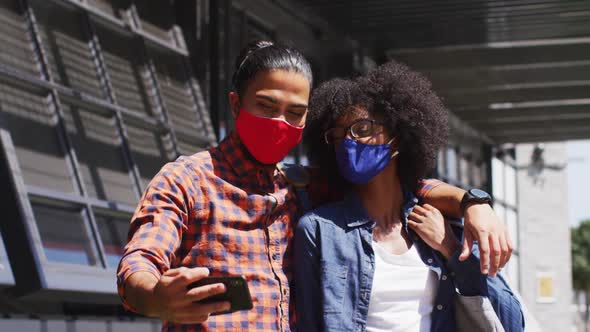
[324,118,385,144]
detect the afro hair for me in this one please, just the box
[305,60,449,193]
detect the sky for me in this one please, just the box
[567,139,590,226]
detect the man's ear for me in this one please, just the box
[229,91,240,119]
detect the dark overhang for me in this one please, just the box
[296,0,590,143]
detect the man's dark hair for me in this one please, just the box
[306,60,449,193]
[232,40,313,96]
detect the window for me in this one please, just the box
[0,0,40,76]
[125,121,175,189]
[459,154,471,186]
[32,203,96,266]
[33,2,105,98]
[437,149,446,178]
[506,208,518,251]
[446,146,458,181]
[505,164,517,207]
[62,105,138,205]
[0,84,76,193]
[150,49,203,135]
[492,157,505,201]
[480,161,489,187]
[95,213,131,268]
[95,24,156,116]
[472,161,482,188]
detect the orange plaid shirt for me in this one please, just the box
[117,131,442,331]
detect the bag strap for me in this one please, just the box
[277,163,312,213]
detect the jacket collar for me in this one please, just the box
[344,190,418,229]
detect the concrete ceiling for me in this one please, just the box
[295,0,590,143]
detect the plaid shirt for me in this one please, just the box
[117,131,442,332]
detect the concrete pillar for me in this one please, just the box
[516,142,573,331]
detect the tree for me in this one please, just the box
[572,220,590,330]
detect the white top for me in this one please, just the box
[366,242,438,332]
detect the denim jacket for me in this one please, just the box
[293,191,525,332]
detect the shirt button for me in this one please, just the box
[427,258,433,264]
[437,304,443,310]
[442,275,448,281]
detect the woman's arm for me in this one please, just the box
[294,214,323,332]
[417,180,513,277]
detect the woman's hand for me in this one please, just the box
[419,183,512,276]
[408,204,460,259]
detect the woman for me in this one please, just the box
[295,61,524,332]
[118,40,512,331]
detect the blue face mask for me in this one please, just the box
[335,137,399,184]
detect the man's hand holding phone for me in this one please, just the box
[188,275,253,314]
[146,267,230,324]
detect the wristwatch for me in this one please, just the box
[460,188,493,212]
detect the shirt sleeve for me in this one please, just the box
[446,248,489,297]
[116,161,196,312]
[416,178,445,199]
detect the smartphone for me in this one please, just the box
[187,275,253,314]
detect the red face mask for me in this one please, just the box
[235,108,304,164]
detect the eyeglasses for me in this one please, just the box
[324,119,385,144]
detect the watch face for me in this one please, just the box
[470,188,490,199]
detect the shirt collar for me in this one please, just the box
[344,190,418,229]
[217,131,277,179]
